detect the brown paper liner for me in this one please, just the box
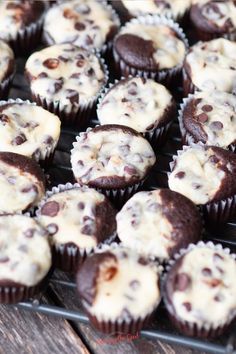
[182,68,197,97]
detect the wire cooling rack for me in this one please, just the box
[7,56,236,354]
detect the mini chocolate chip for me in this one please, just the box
[202,104,213,112]
[129,280,140,290]
[197,113,208,123]
[128,89,137,96]
[103,266,117,281]
[41,201,60,217]
[141,78,147,84]
[174,273,191,291]
[213,253,224,262]
[78,202,85,210]
[121,98,128,103]
[81,224,94,235]
[58,55,70,63]
[70,73,81,79]
[12,134,27,146]
[0,114,9,125]
[85,35,93,45]
[24,228,35,238]
[202,267,212,276]
[195,98,202,105]
[87,68,94,76]
[210,121,223,130]
[44,135,54,145]
[214,294,224,302]
[18,245,28,253]
[124,166,138,175]
[192,183,202,190]
[182,302,192,312]
[52,78,64,93]
[207,278,221,287]
[217,267,224,274]
[76,59,85,67]
[77,160,84,167]
[0,256,9,263]
[146,124,155,131]
[131,219,139,227]
[76,53,85,60]
[174,171,185,179]
[47,223,58,235]
[119,145,130,154]
[209,155,220,164]
[66,89,79,104]
[38,72,48,78]
[75,22,86,31]
[138,257,148,265]
[63,8,77,19]
[43,58,59,69]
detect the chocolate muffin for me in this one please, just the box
[163,243,236,337]
[0,100,61,168]
[36,184,117,272]
[190,0,236,41]
[71,125,156,205]
[117,189,202,261]
[0,152,45,214]
[43,0,120,53]
[97,77,176,147]
[76,245,162,333]
[179,91,236,150]
[0,214,51,303]
[113,15,188,87]
[0,0,46,54]
[0,40,15,100]
[168,145,236,224]
[25,43,107,127]
[183,38,236,95]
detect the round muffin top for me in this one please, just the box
[0,214,51,287]
[37,186,116,249]
[0,152,45,214]
[43,0,119,51]
[117,189,202,260]
[168,145,236,205]
[71,125,156,189]
[97,77,174,134]
[164,245,236,326]
[25,44,106,106]
[77,246,161,320]
[0,40,14,82]
[0,0,45,42]
[114,20,186,71]
[121,0,191,19]
[190,1,236,35]
[182,91,236,148]
[0,101,61,160]
[184,38,236,93]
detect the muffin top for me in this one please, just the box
[184,38,236,93]
[182,91,236,148]
[0,214,51,287]
[0,0,45,42]
[168,145,236,205]
[0,40,14,82]
[190,1,236,34]
[77,246,161,320]
[0,101,61,160]
[164,245,236,325]
[121,0,191,19]
[37,186,116,249]
[25,44,106,106]
[0,152,45,214]
[117,189,202,260]
[97,77,174,133]
[114,20,186,71]
[43,0,119,51]
[71,125,156,189]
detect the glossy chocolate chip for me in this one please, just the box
[138,257,148,265]
[202,267,212,276]
[12,134,27,146]
[76,59,85,67]
[66,89,79,104]
[38,72,48,78]
[78,202,85,210]
[44,135,54,145]
[210,121,223,130]
[75,22,86,31]
[197,113,208,123]
[174,171,185,179]
[202,105,213,112]
[47,223,58,235]
[63,8,77,19]
[43,58,59,69]
[58,55,70,63]
[182,302,192,312]
[87,68,94,76]
[121,98,128,103]
[174,273,191,291]
[81,224,94,235]
[103,266,117,281]
[128,88,137,96]
[41,201,60,217]
[0,114,9,125]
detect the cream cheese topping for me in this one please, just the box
[172,247,236,325]
[117,190,174,259]
[89,247,161,320]
[119,23,186,70]
[0,103,61,159]
[0,40,14,82]
[43,0,117,50]
[71,127,156,185]
[37,187,106,249]
[185,38,236,92]
[168,146,225,205]
[0,215,51,287]
[97,78,173,133]
[25,44,105,106]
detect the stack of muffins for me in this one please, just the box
[0,0,235,341]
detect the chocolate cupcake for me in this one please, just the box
[76,245,162,334]
[25,44,108,128]
[163,242,236,337]
[183,38,236,95]
[168,144,236,225]
[117,189,202,262]
[0,40,15,100]
[113,15,188,88]
[36,183,117,272]
[190,0,236,41]
[0,214,51,303]
[43,0,120,55]
[179,91,236,150]
[71,125,156,206]
[97,77,176,147]
[0,0,47,55]
[0,99,61,168]
[0,152,45,214]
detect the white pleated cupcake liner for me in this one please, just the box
[113,14,189,85]
[96,76,174,148]
[0,98,60,165]
[162,241,236,337]
[168,144,236,225]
